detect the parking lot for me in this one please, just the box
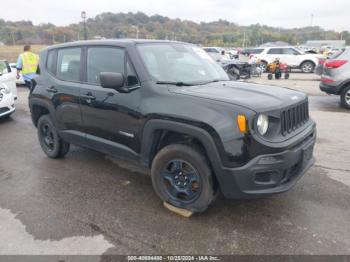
[0,74,349,256]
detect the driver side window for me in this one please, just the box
[87,47,125,85]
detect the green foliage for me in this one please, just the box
[0,12,348,46]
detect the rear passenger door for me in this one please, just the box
[46,47,85,142]
[79,46,142,161]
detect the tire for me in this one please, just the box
[261,61,268,73]
[151,144,216,213]
[268,74,273,80]
[275,71,282,80]
[37,114,70,158]
[227,67,240,80]
[301,61,315,73]
[284,73,290,79]
[340,86,350,109]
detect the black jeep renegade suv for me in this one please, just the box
[29,40,316,213]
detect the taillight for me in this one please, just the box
[325,60,348,69]
[321,77,334,83]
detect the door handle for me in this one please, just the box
[46,86,58,93]
[81,93,96,102]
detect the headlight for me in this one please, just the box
[0,88,10,95]
[257,114,269,135]
[0,84,11,94]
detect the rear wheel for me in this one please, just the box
[340,86,350,109]
[301,61,315,73]
[261,61,268,73]
[151,144,216,213]
[37,115,70,158]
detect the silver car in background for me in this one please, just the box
[320,48,350,109]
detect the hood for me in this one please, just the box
[170,81,307,112]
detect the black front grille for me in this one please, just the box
[0,107,10,114]
[281,101,309,135]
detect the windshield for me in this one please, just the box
[136,43,229,84]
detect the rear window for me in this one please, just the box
[329,49,346,59]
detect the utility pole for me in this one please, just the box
[132,25,139,39]
[81,11,87,40]
[310,14,314,27]
[10,31,15,46]
[243,31,246,48]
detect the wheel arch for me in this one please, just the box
[140,119,225,183]
[29,98,56,127]
[338,80,350,94]
[300,60,316,67]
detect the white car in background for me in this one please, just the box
[250,46,322,73]
[9,62,25,85]
[226,48,239,59]
[0,82,15,119]
[0,60,17,99]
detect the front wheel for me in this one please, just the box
[227,67,240,80]
[37,114,70,158]
[301,61,315,73]
[151,144,216,213]
[340,86,350,109]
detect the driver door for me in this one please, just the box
[79,46,142,160]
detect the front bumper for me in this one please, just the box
[218,127,316,199]
[0,93,15,118]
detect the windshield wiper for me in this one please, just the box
[156,81,194,86]
[198,79,230,85]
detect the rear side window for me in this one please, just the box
[46,50,56,75]
[250,49,264,54]
[282,48,300,55]
[87,47,125,85]
[267,48,282,55]
[57,48,81,82]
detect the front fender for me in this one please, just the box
[140,119,227,172]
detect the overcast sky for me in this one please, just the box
[1,0,348,31]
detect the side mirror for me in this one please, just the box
[99,72,128,93]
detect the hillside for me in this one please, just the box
[0,12,348,47]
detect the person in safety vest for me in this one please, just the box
[16,45,39,89]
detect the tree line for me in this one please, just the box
[0,12,348,47]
